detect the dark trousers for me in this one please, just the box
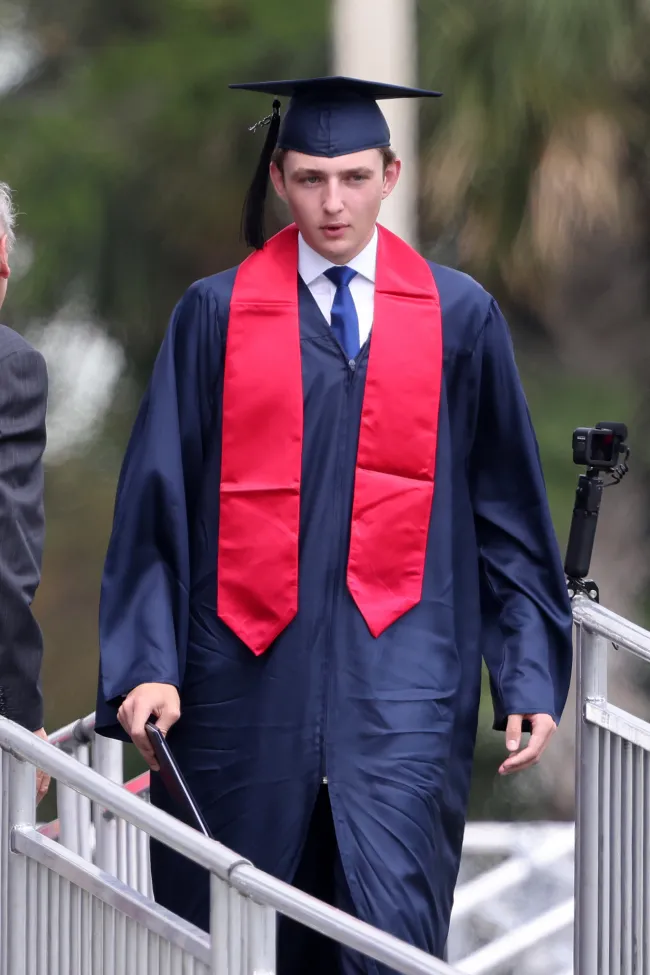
[278,787,367,975]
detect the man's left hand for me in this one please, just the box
[32,728,51,804]
[499,713,557,776]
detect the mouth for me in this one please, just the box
[321,223,349,238]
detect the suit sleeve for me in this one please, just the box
[468,300,574,730]
[0,346,47,731]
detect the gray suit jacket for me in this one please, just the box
[0,325,47,731]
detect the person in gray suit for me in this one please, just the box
[0,182,49,803]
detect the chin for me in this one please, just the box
[320,240,348,257]
[317,234,355,262]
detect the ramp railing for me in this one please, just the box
[0,717,461,975]
[573,596,650,975]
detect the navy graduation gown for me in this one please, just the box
[96,260,573,969]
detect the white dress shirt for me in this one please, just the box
[298,229,378,348]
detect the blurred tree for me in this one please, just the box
[417,0,650,421]
[0,0,329,382]
[418,0,637,301]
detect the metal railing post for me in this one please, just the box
[58,774,81,854]
[248,899,276,975]
[211,873,277,975]
[6,752,35,975]
[574,614,608,975]
[92,734,123,875]
[76,742,93,861]
[211,873,232,974]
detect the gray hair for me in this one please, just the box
[0,183,16,251]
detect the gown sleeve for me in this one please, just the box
[96,282,222,732]
[468,299,574,731]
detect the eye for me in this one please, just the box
[299,176,321,185]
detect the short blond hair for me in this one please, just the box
[0,183,16,251]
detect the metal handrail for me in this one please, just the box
[572,596,650,664]
[47,712,96,749]
[0,718,459,975]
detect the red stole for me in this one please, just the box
[217,224,443,654]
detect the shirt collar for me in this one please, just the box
[298,228,378,286]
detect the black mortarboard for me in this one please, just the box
[230,76,442,249]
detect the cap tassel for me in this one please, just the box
[241,99,282,250]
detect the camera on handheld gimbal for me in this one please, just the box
[565,422,630,602]
[572,423,628,473]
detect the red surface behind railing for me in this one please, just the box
[37,770,151,841]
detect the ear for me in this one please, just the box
[381,158,402,200]
[269,161,288,203]
[0,234,9,280]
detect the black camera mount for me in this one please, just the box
[565,422,630,603]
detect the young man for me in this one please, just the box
[0,182,49,805]
[96,78,573,974]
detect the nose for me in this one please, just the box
[322,178,344,216]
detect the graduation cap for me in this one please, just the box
[230,76,443,249]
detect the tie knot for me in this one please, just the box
[324,265,358,289]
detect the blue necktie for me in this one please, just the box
[324,266,360,360]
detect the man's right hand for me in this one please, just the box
[117,683,181,770]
